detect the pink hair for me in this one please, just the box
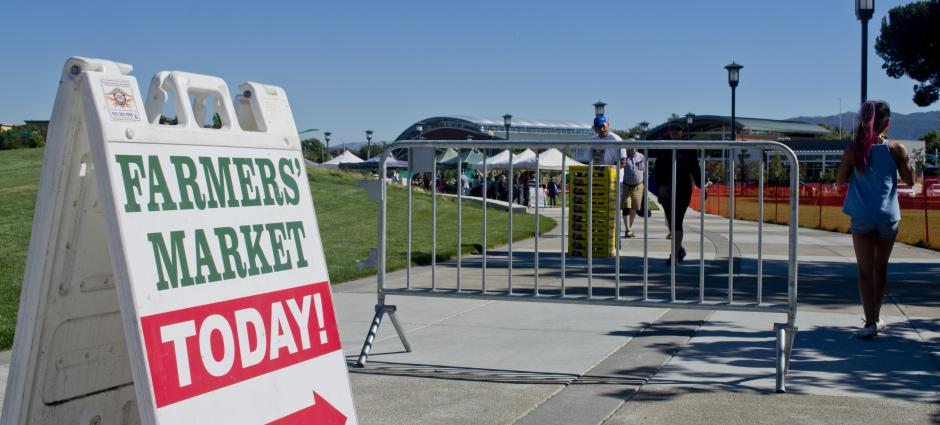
[852,101,878,173]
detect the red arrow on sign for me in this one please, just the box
[267,391,347,425]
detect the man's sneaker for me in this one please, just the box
[854,322,878,339]
[665,248,687,266]
[875,319,887,333]
[625,232,636,238]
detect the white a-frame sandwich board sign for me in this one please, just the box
[1,57,357,425]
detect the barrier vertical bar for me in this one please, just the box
[407,148,412,289]
[615,148,622,299]
[457,149,463,292]
[758,150,765,304]
[670,149,677,302]
[534,149,540,296]
[788,147,800,327]
[643,149,649,300]
[508,152,514,294]
[432,151,437,291]
[700,148,706,302]
[924,172,929,246]
[561,154,567,297]
[588,154,594,298]
[728,149,735,303]
[482,152,488,294]
[380,152,388,289]
[817,181,823,229]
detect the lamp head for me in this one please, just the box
[725,62,743,88]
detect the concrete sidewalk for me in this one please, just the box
[336,204,940,424]
[0,205,937,424]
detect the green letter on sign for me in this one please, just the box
[147,231,194,290]
[115,155,145,213]
[146,155,179,212]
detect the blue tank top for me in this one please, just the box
[842,143,900,223]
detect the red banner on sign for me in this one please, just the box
[140,281,341,407]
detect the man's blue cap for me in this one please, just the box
[593,115,608,128]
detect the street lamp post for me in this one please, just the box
[724,62,742,142]
[725,62,744,180]
[685,113,695,140]
[856,0,875,104]
[366,129,374,158]
[639,121,649,140]
[323,131,331,162]
[593,101,606,117]
[503,114,512,140]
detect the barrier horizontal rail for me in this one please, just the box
[355,139,800,393]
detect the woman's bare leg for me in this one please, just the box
[852,232,878,324]
[871,235,896,323]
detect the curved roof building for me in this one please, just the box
[395,115,595,141]
[646,115,829,140]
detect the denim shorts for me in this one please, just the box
[850,218,899,238]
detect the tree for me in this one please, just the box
[0,124,46,150]
[768,154,786,184]
[921,130,940,153]
[706,160,725,184]
[357,144,383,160]
[300,137,323,161]
[818,123,850,140]
[875,0,940,106]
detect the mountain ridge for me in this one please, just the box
[789,111,939,140]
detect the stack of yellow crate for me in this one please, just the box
[568,165,617,257]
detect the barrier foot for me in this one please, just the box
[386,306,412,352]
[355,304,410,368]
[774,323,798,393]
[784,325,797,375]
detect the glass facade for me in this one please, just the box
[398,116,595,141]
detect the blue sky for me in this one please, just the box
[1,0,934,146]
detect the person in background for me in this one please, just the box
[620,147,645,237]
[497,174,509,201]
[460,169,470,196]
[653,123,702,264]
[521,171,531,206]
[576,115,622,165]
[836,100,913,339]
[547,176,559,207]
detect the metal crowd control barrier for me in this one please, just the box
[355,140,800,392]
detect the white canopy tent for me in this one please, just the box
[512,148,585,170]
[318,150,364,169]
[472,149,536,170]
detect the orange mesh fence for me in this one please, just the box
[690,179,940,250]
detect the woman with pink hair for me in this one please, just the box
[836,100,914,339]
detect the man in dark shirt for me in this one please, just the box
[653,123,703,264]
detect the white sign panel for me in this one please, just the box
[108,143,353,424]
[1,57,357,425]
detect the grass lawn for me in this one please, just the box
[309,167,556,283]
[0,148,42,351]
[0,147,555,350]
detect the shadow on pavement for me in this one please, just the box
[635,320,940,402]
